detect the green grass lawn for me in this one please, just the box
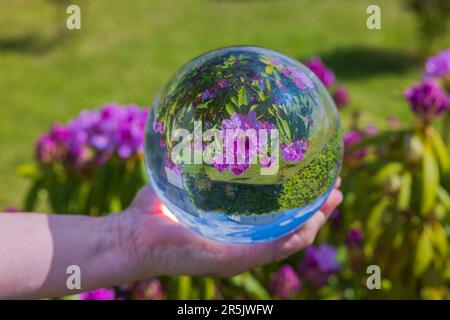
[0,0,448,209]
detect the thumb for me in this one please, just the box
[130,184,161,214]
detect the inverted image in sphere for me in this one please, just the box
[145,46,343,243]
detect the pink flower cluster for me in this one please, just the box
[35,104,149,168]
[192,79,229,108]
[280,66,315,90]
[424,49,450,79]
[298,244,340,288]
[211,112,309,176]
[270,265,301,299]
[281,139,309,163]
[269,243,341,298]
[212,111,276,176]
[305,57,350,109]
[79,288,115,300]
[305,57,336,88]
[404,79,449,120]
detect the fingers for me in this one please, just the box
[335,177,342,189]
[272,210,326,260]
[320,188,343,217]
[129,184,161,214]
[266,184,343,261]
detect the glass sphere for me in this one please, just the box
[145,46,343,243]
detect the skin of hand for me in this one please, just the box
[120,178,343,278]
[0,179,342,299]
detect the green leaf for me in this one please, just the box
[110,196,122,212]
[397,171,412,211]
[258,90,266,101]
[178,276,192,300]
[430,222,448,257]
[77,182,91,214]
[265,65,273,74]
[265,79,271,91]
[373,162,403,185]
[237,86,248,107]
[421,143,439,215]
[61,294,80,300]
[203,277,216,300]
[414,226,433,276]
[275,118,287,142]
[278,118,291,142]
[230,96,239,107]
[226,103,238,115]
[24,178,43,212]
[444,260,450,280]
[140,159,149,184]
[367,198,389,246]
[437,186,450,211]
[231,272,270,299]
[428,127,450,175]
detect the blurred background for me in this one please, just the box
[1,0,449,299]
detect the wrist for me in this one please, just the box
[104,210,161,283]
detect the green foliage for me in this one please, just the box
[340,125,450,299]
[278,131,342,209]
[22,156,146,215]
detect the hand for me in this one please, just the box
[121,179,343,278]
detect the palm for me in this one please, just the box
[128,180,342,277]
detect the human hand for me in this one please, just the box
[120,179,343,278]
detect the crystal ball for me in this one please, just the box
[145,46,343,243]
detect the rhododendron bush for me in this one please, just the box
[20,52,450,300]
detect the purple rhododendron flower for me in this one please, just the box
[195,79,229,106]
[35,104,149,168]
[215,112,276,176]
[281,67,315,90]
[261,120,275,130]
[404,80,450,120]
[305,57,335,87]
[364,124,379,136]
[344,131,363,146]
[345,229,364,248]
[217,79,228,88]
[79,288,115,300]
[221,111,260,131]
[270,265,301,299]
[424,50,450,79]
[3,207,19,213]
[201,89,215,100]
[35,133,61,165]
[333,85,349,108]
[260,155,276,168]
[298,244,340,288]
[268,57,283,66]
[164,155,183,174]
[344,130,367,160]
[329,208,342,229]
[387,116,402,129]
[211,155,228,173]
[229,163,250,176]
[281,139,308,162]
[152,118,165,133]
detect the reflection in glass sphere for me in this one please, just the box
[145,46,343,243]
